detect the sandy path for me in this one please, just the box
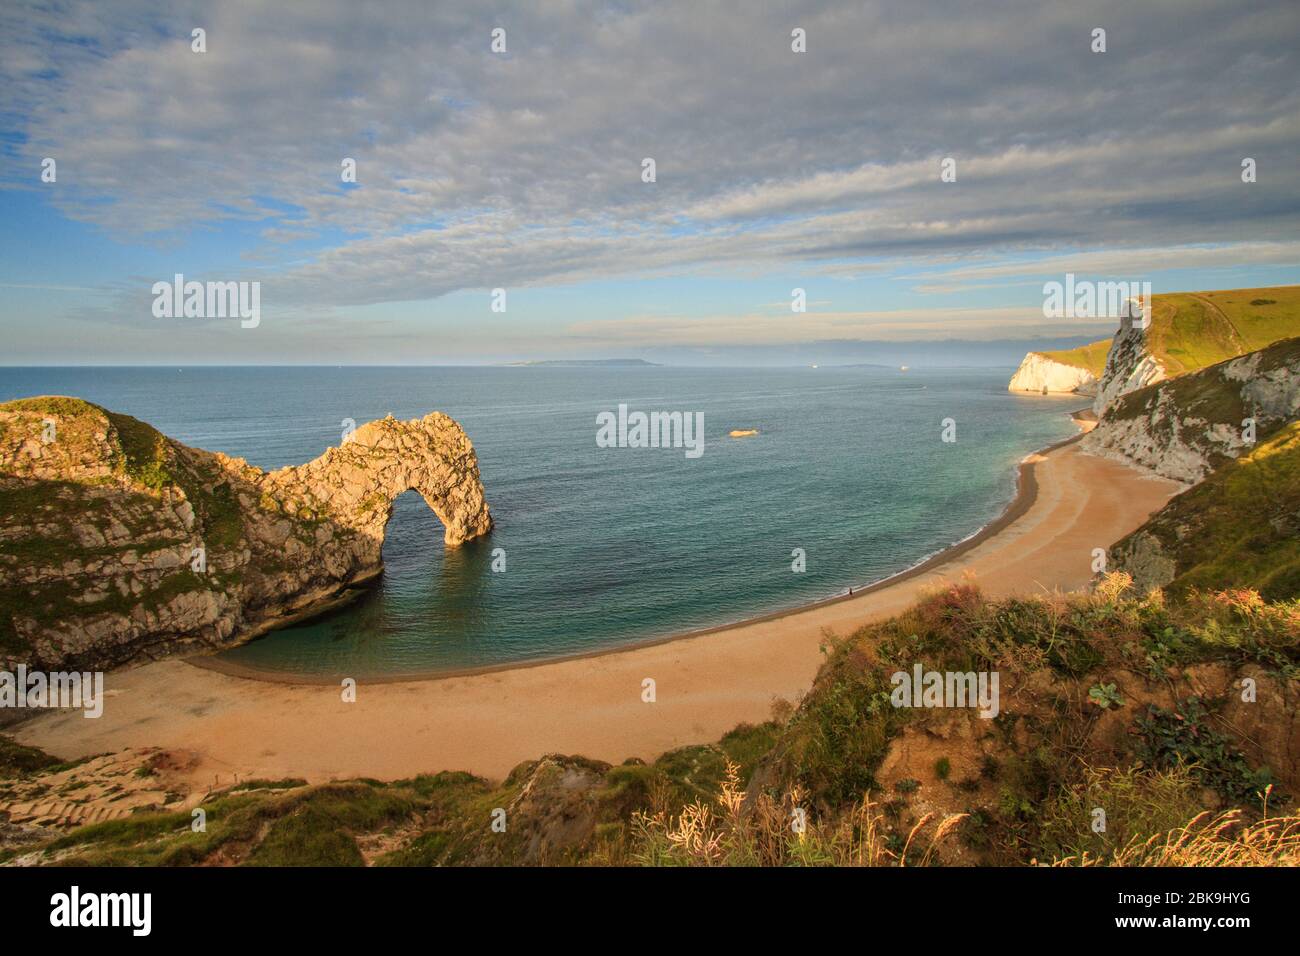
[12,441,1183,787]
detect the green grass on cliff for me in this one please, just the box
[746,582,1294,862]
[1,399,244,548]
[1040,339,1110,376]
[1192,286,1300,353]
[1106,335,1300,438]
[103,410,173,491]
[1146,286,1300,377]
[1113,421,1300,602]
[6,727,780,866]
[0,400,243,660]
[17,782,416,867]
[6,581,1294,867]
[0,396,101,422]
[3,721,781,866]
[101,410,244,549]
[0,566,215,661]
[0,736,63,776]
[1024,286,1298,383]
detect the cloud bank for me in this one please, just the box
[1,0,1297,355]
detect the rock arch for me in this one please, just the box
[268,412,494,549]
[0,399,493,670]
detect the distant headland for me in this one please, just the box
[503,359,662,367]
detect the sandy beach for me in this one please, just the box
[11,433,1184,787]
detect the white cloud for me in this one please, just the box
[1,0,1298,338]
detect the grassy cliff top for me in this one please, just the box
[0,397,245,660]
[1039,339,1111,376]
[1035,285,1299,381]
[0,395,180,496]
[0,395,104,418]
[1146,285,1300,376]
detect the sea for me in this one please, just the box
[0,366,1081,677]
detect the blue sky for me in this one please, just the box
[1,0,1298,365]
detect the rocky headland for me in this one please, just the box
[1006,351,1100,395]
[0,398,492,673]
[1081,337,1300,483]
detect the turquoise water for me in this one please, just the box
[0,366,1080,676]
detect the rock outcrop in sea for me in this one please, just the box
[0,398,492,672]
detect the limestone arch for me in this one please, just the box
[271,412,493,549]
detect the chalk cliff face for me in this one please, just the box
[1092,323,1168,417]
[1081,338,1300,484]
[0,398,492,672]
[1007,352,1098,395]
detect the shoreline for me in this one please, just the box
[190,411,1095,687]
[12,408,1184,784]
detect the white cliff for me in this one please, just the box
[1007,352,1098,395]
[1081,339,1300,483]
[1092,324,1167,416]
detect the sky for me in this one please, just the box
[1,0,1298,366]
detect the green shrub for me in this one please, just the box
[1133,697,1283,807]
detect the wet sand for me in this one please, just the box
[12,435,1183,786]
